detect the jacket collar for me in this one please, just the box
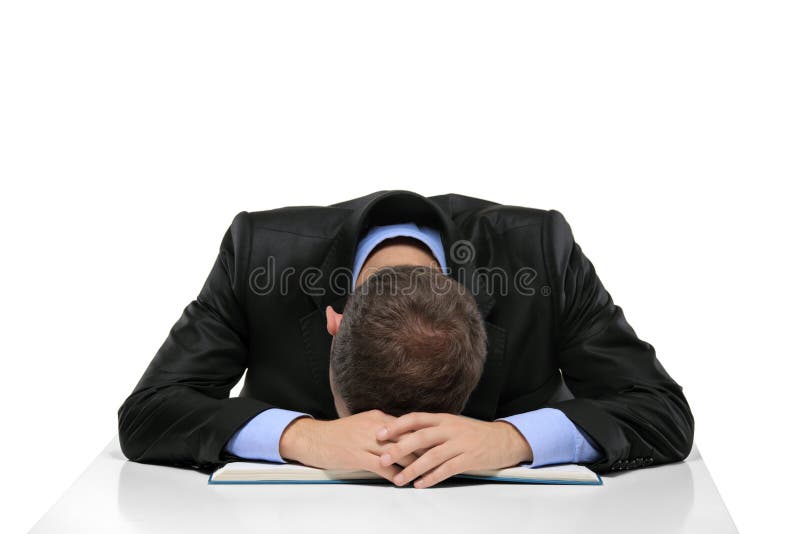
[310,190,496,318]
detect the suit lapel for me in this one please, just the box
[461,321,507,420]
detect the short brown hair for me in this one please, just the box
[330,265,487,416]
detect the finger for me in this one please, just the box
[413,453,466,489]
[392,454,416,467]
[379,427,447,466]
[360,452,402,484]
[368,427,427,454]
[378,445,430,467]
[392,450,425,468]
[391,444,460,487]
[376,412,443,441]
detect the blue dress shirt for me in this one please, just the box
[226,222,602,467]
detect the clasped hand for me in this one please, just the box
[286,409,531,489]
[376,411,531,488]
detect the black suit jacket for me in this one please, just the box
[118,190,693,474]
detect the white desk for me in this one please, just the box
[31,436,737,533]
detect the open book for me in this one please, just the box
[209,461,602,485]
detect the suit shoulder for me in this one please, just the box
[430,193,498,216]
[244,204,351,239]
[462,201,554,234]
[430,192,549,228]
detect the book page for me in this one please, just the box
[212,461,599,484]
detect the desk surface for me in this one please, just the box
[31,436,737,534]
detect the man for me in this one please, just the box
[118,190,694,488]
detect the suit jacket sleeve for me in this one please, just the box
[117,211,275,471]
[543,210,694,473]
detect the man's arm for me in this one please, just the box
[118,212,276,470]
[543,210,694,473]
[376,210,693,487]
[495,407,602,467]
[225,408,313,462]
[117,214,407,481]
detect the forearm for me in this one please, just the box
[225,408,314,463]
[278,416,318,462]
[495,408,602,468]
[550,384,693,471]
[118,385,272,469]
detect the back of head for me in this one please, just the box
[330,265,488,416]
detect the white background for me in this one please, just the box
[1,1,797,532]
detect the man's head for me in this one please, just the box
[326,265,487,417]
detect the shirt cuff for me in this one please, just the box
[495,407,602,468]
[225,408,313,463]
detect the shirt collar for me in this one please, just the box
[351,222,448,290]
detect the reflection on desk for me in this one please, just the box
[30,436,737,534]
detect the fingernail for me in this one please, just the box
[394,474,404,485]
[377,427,388,439]
[380,453,392,466]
